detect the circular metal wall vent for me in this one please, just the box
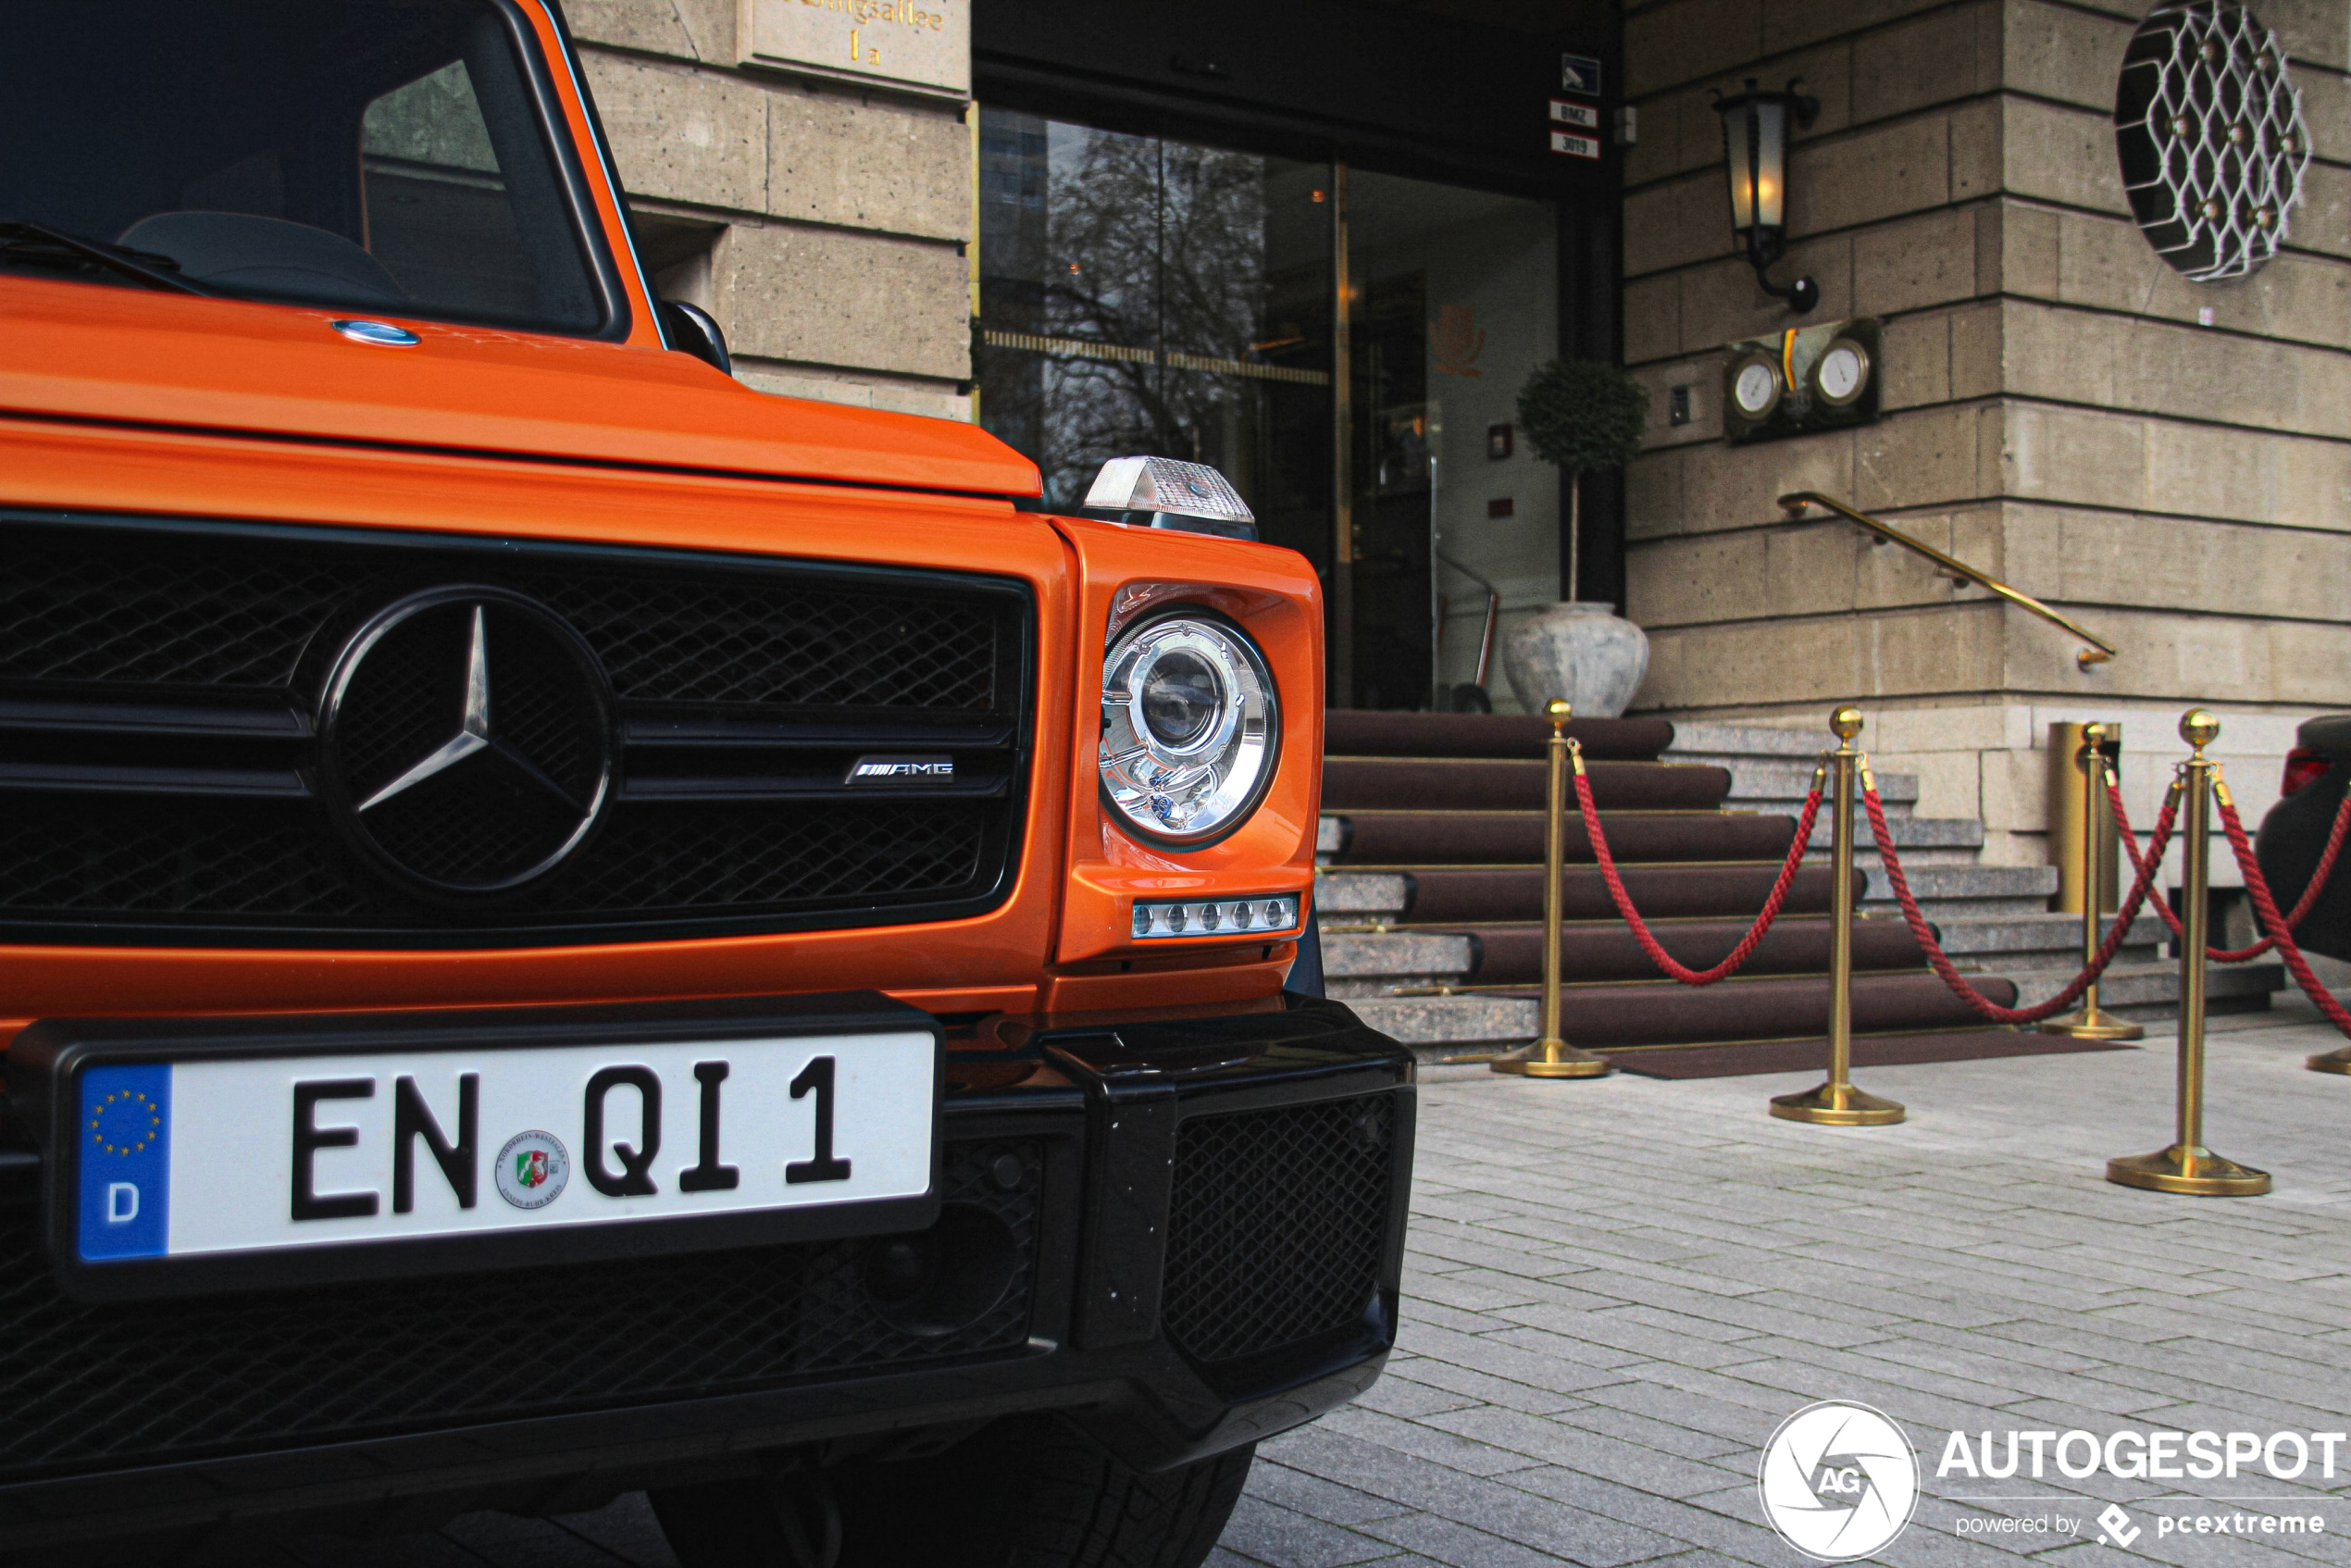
[2114,2,2308,282]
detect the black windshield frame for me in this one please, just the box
[0,0,635,342]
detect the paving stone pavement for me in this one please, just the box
[288,1006,2351,1568]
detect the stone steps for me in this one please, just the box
[1322,915,1929,996]
[1805,809,1984,865]
[1861,862,2058,919]
[1320,863,1849,925]
[1666,723,1921,818]
[1932,911,2166,958]
[1322,930,1473,1000]
[1324,756,1731,813]
[1305,707,2270,1044]
[1318,871,1411,918]
[1317,809,1796,866]
[2000,957,2283,1017]
[1700,761,1920,817]
[1345,993,1539,1047]
[1349,970,2014,1050]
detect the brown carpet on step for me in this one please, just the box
[1323,757,1731,812]
[1324,710,1673,761]
[1482,970,2015,1047]
[1329,811,1795,865]
[1603,1030,2136,1079]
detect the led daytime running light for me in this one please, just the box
[1132,893,1301,940]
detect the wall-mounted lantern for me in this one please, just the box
[1712,77,1821,313]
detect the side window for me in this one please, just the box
[362,62,540,319]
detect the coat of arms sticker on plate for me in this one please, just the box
[495,1130,569,1210]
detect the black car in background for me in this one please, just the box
[2256,715,2351,958]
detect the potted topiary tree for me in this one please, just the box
[1503,357,1652,717]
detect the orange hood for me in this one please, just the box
[0,275,1042,499]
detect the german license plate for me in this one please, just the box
[25,997,940,1300]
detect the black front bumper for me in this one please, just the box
[0,992,1412,1556]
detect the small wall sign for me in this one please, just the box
[1549,130,1600,160]
[1549,99,1599,130]
[1561,54,1602,94]
[739,0,969,99]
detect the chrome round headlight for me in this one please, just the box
[1100,612,1278,847]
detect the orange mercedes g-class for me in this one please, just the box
[0,3,1412,1562]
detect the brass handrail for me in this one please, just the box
[1779,491,2117,668]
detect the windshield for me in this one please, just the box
[1,0,613,335]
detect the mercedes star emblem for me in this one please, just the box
[319,586,616,895]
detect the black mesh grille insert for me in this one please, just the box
[0,529,1002,710]
[1162,1096,1395,1366]
[0,1139,1039,1482]
[0,516,1029,946]
[0,542,374,687]
[536,576,999,709]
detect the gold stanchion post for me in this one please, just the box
[1770,706,1905,1125]
[2107,710,2270,1196]
[2041,722,2145,1041]
[1492,699,1611,1079]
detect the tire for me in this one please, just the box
[650,1416,1254,1568]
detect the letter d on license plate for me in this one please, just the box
[19,995,942,1300]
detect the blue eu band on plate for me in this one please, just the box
[78,1064,172,1262]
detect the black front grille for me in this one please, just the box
[0,513,1032,946]
[0,1139,1039,1482]
[1162,1096,1396,1366]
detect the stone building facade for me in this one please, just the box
[1621,0,2351,868]
[570,0,2350,877]
[566,0,974,420]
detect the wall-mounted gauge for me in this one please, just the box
[1729,352,1784,421]
[1723,317,1881,444]
[1810,335,1871,407]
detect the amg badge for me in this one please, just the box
[845,754,955,785]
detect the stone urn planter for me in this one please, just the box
[1502,601,1649,719]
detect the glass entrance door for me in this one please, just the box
[1341,170,1557,711]
[975,111,1332,560]
[975,110,1560,711]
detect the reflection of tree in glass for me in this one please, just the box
[1033,131,1270,506]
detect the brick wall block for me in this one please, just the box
[767,90,969,240]
[1786,113,1951,234]
[584,52,768,213]
[726,222,969,380]
[1998,97,2123,215]
[1851,3,1999,123]
[2002,0,2130,112]
[1627,0,1767,97]
[1851,205,1982,317]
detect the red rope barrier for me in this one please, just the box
[1565,718,2351,1031]
[2109,773,2351,962]
[2214,788,2351,1038]
[1571,742,1824,985]
[1862,778,2180,1026]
